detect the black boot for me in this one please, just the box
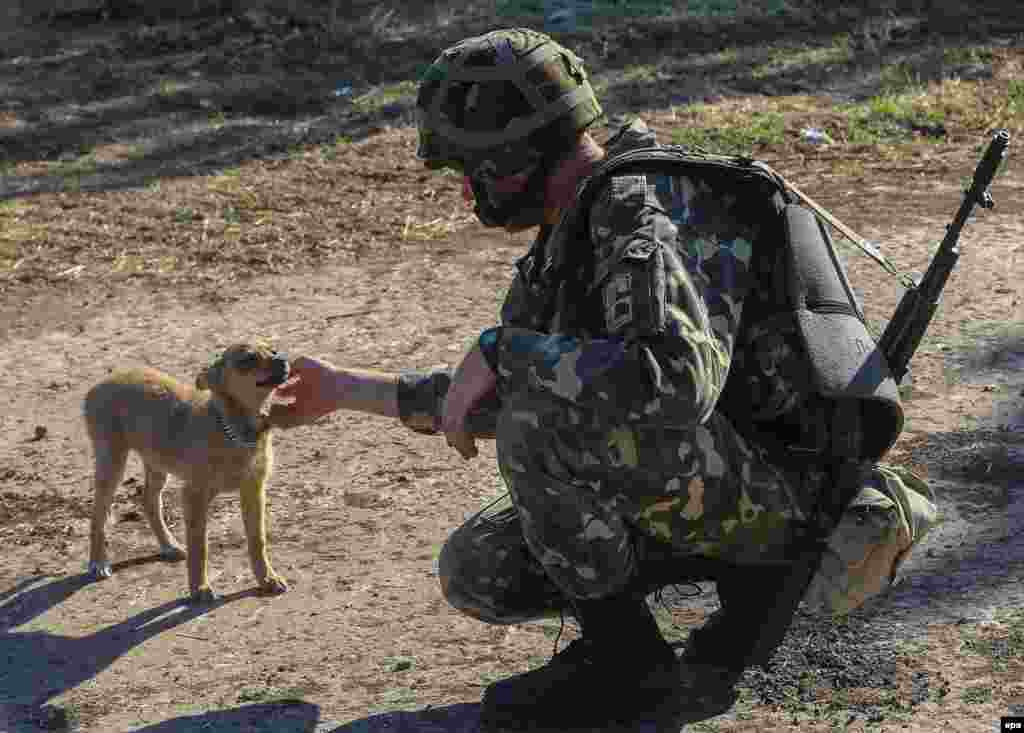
[683,561,794,671]
[479,595,680,731]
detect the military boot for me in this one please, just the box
[479,594,680,731]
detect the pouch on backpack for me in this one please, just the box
[803,464,938,615]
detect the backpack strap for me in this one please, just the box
[782,203,904,461]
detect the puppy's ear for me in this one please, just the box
[196,361,224,392]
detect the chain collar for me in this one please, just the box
[210,403,262,449]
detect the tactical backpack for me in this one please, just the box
[536,144,932,661]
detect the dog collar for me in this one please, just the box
[211,404,262,449]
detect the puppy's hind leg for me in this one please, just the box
[87,437,128,580]
[141,466,186,562]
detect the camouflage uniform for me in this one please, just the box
[400,119,835,625]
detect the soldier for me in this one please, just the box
[273,28,934,730]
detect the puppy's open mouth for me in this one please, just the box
[256,361,290,388]
[257,373,289,388]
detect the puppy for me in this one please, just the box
[84,342,291,603]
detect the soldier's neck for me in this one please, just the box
[543,133,606,225]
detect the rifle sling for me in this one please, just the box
[744,400,867,667]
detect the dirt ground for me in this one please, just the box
[2,3,1024,732]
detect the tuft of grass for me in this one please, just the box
[0,202,47,269]
[320,135,352,161]
[383,655,415,673]
[879,62,926,94]
[401,210,476,241]
[961,685,993,705]
[369,687,417,713]
[693,721,721,732]
[671,108,785,153]
[237,686,308,705]
[156,77,187,98]
[352,81,417,113]
[223,205,242,225]
[125,144,148,161]
[942,46,995,66]
[1008,80,1024,117]
[50,152,98,179]
[112,252,145,273]
[843,90,947,145]
[960,610,1024,672]
[751,35,852,79]
[173,207,201,224]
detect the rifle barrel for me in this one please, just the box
[879,130,1010,384]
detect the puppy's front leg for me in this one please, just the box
[183,486,215,603]
[239,477,287,595]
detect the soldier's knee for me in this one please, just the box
[438,536,523,625]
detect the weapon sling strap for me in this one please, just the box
[743,400,866,666]
[754,163,916,290]
[736,201,895,667]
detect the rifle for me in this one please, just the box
[744,131,1011,672]
[878,130,1011,384]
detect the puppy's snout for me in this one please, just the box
[270,353,290,385]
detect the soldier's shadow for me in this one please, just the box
[321,696,732,732]
[0,558,257,722]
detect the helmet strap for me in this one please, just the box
[469,154,553,228]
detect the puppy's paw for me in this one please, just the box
[259,574,288,595]
[159,544,187,562]
[87,560,113,580]
[189,587,218,605]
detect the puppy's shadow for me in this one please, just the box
[127,701,321,732]
[0,566,257,723]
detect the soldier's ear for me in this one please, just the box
[196,360,224,391]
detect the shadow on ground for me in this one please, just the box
[128,702,321,733]
[2,1,1021,199]
[321,697,740,733]
[0,565,261,731]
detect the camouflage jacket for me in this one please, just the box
[482,119,813,437]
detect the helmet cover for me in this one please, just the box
[416,28,604,227]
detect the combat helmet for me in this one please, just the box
[416,28,604,228]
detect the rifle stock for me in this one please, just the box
[879,130,1010,384]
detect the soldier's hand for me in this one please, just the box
[267,356,341,429]
[442,344,498,460]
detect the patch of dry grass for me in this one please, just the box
[0,201,49,273]
[751,34,854,79]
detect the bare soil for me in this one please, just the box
[2,3,1024,732]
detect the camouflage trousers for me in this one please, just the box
[401,373,824,625]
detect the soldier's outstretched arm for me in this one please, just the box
[267,356,400,429]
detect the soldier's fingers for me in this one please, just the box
[445,430,478,460]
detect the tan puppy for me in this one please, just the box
[84,342,291,603]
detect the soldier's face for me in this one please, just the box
[462,171,543,232]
